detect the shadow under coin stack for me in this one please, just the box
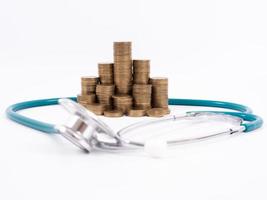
[77,41,169,117]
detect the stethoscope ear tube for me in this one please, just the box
[186,111,263,132]
[168,98,253,113]
[6,97,262,134]
[5,97,263,153]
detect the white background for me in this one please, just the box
[0,0,267,199]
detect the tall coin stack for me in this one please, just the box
[98,63,114,84]
[96,84,115,110]
[150,77,168,108]
[133,60,150,84]
[113,42,132,94]
[132,84,152,110]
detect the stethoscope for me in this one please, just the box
[6,97,263,156]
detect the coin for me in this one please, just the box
[81,76,99,85]
[104,110,123,117]
[112,94,133,113]
[113,42,132,55]
[146,108,170,117]
[98,63,114,84]
[96,84,115,109]
[84,103,105,115]
[113,42,133,95]
[127,109,146,117]
[133,60,150,84]
[132,84,152,110]
[78,41,169,118]
[81,76,99,94]
[149,77,168,85]
[150,77,168,109]
[78,100,89,107]
[77,94,96,105]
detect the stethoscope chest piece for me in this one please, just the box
[55,99,118,153]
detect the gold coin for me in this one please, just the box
[81,85,96,95]
[127,109,146,117]
[112,94,133,113]
[115,84,132,95]
[112,94,132,99]
[77,94,96,104]
[133,60,150,72]
[104,110,123,117]
[133,72,149,84]
[98,63,113,69]
[78,100,88,107]
[113,42,132,55]
[146,108,170,117]
[96,84,115,93]
[149,77,168,85]
[81,76,99,85]
[84,103,105,115]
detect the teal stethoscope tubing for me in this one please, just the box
[6,97,263,134]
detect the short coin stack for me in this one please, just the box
[112,94,133,114]
[85,104,105,115]
[113,42,132,94]
[150,77,168,108]
[133,60,150,84]
[81,76,98,95]
[77,76,98,107]
[77,41,169,117]
[132,84,152,110]
[98,63,113,84]
[77,94,96,107]
[96,84,115,110]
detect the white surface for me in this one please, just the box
[0,0,267,199]
[144,138,167,158]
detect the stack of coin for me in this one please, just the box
[113,42,132,94]
[133,60,150,84]
[84,103,105,115]
[77,41,170,118]
[112,94,133,114]
[98,63,114,84]
[150,77,168,108]
[81,76,99,95]
[96,84,115,109]
[132,84,152,110]
[77,94,96,106]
